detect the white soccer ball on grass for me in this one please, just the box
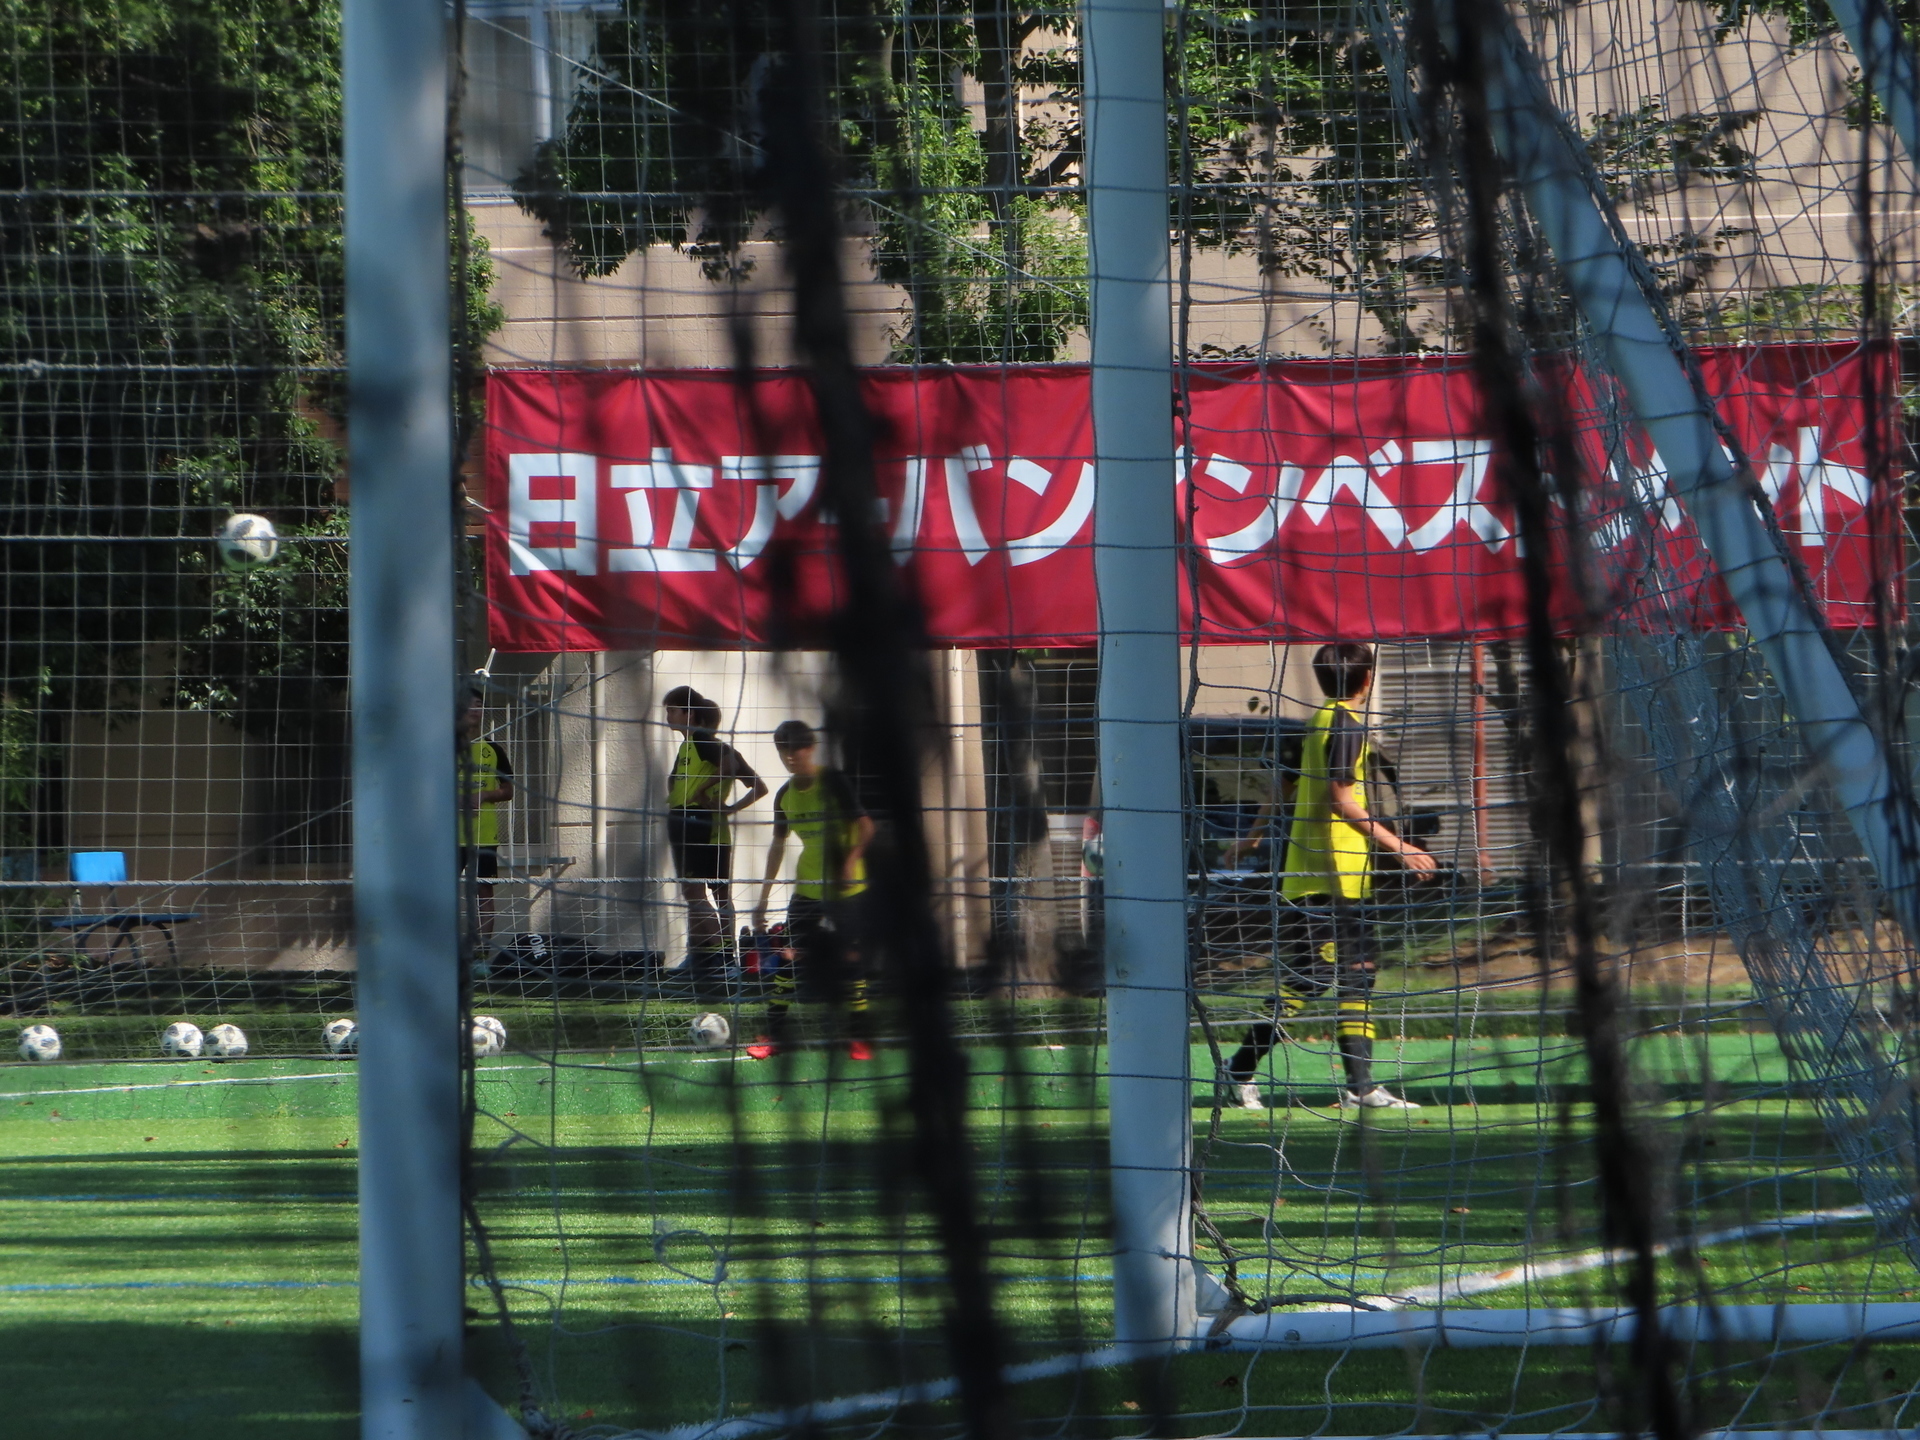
[204,1023,249,1059]
[322,1018,358,1055]
[161,1022,204,1059]
[690,1012,731,1050]
[217,512,280,572]
[17,1024,62,1062]
[470,1015,507,1058]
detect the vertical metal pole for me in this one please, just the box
[528,4,556,147]
[590,653,607,904]
[346,0,462,1435]
[1826,0,1920,170]
[1469,644,1492,880]
[1084,0,1195,1353]
[1457,3,1920,948]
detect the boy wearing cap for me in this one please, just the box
[749,720,877,1060]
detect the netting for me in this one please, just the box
[11,0,1920,1435]
[0,0,364,1422]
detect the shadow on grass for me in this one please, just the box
[466,1313,1920,1437]
[4,1319,357,1439]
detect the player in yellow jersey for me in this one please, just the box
[459,686,515,949]
[662,686,766,984]
[1224,643,1435,1110]
[749,720,877,1060]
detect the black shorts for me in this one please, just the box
[667,810,732,882]
[1276,897,1376,1001]
[784,894,869,1001]
[459,847,499,881]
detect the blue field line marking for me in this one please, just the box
[0,1272,1123,1295]
[0,1176,1598,1204]
[0,1279,358,1293]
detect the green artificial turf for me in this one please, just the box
[13,974,1785,1063]
[4,1035,1917,1437]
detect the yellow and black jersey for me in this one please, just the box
[459,739,513,848]
[668,729,756,846]
[773,769,867,900]
[1281,699,1371,902]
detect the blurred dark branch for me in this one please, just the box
[1408,2,1689,1436]
[754,0,1018,1433]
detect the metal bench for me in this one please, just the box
[48,911,199,966]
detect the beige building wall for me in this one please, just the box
[479,647,995,971]
[61,705,352,971]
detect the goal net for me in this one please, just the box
[7,0,1920,1436]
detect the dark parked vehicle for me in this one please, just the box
[1186,715,1446,977]
[1082,713,1455,980]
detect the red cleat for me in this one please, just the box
[745,1036,779,1060]
[846,1040,874,1062]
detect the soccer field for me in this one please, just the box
[7,1018,1920,1438]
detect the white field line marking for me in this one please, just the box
[0,1050,902,1103]
[0,1059,596,1102]
[0,1070,355,1100]
[1368,1204,1873,1311]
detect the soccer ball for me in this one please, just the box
[161,1022,204,1059]
[322,1018,358,1056]
[204,1023,249,1059]
[470,1015,507,1058]
[17,1025,61,1062]
[217,512,280,572]
[690,1012,731,1050]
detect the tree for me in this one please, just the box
[0,0,344,724]
[517,0,1891,360]
[0,0,498,739]
[0,0,500,879]
[517,0,1088,363]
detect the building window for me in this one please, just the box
[460,2,613,195]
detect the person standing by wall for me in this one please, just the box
[459,683,514,954]
[662,685,766,987]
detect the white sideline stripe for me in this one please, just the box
[0,1060,581,1101]
[0,1051,868,1101]
[0,1070,353,1099]
[1378,1204,1873,1309]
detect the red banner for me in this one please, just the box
[485,345,1894,651]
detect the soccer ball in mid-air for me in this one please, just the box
[17,1025,61,1062]
[470,1015,507,1058]
[322,1018,358,1056]
[217,512,280,572]
[161,1022,204,1059]
[690,1012,731,1050]
[204,1023,249,1059]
